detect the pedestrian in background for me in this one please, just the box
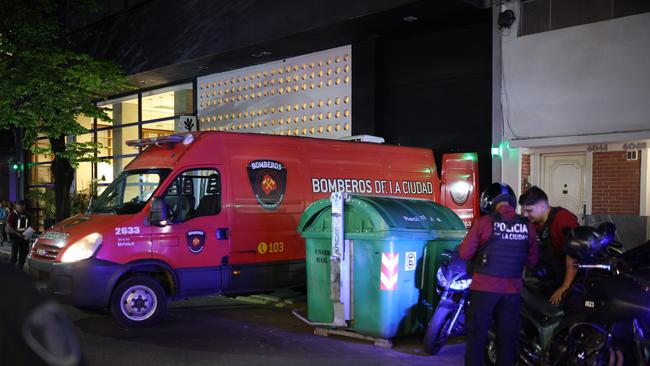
[7,199,32,270]
[0,201,8,245]
[459,183,538,366]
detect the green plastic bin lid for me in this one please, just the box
[298,195,466,240]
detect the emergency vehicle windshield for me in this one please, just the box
[90,169,170,215]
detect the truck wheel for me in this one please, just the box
[110,276,167,328]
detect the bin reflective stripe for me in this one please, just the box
[380,253,399,290]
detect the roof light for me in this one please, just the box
[182,134,194,145]
[126,135,183,147]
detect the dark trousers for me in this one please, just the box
[10,237,29,270]
[465,290,521,366]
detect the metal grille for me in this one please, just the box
[31,243,61,261]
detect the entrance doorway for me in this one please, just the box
[541,153,587,218]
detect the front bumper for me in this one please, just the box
[28,257,125,308]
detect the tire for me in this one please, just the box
[110,275,167,328]
[485,331,498,366]
[423,306,454,355]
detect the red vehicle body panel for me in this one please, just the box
[30,132,476,305]
[439,153,480,228]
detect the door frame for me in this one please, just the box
[525,146,592,216]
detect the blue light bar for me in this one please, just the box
[126,135,184,147]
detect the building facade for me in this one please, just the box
[497,1,650,244]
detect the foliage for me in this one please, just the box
[0,0,133,162]
[70,180,99,214]
[26,189,56,219]
[27,179,98,219]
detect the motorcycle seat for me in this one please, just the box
[521,285,564,320]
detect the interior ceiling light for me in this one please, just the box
[403,16,418,22]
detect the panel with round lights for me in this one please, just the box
[197,45,351,139]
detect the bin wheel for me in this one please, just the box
[423,306,454,355]
[110,276,166,328]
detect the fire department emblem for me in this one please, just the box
[187,230,206,254]
[247,160,287,210]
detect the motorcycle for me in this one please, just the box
[423,249,472,355]
[485,223,650,366]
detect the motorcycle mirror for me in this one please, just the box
[597,222,617,243]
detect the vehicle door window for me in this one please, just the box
[164,169,221,223]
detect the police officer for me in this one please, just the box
[459,183,538,366]
[7,199,32,270]
[518,186,579,304]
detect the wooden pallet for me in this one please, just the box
[313,327,393,348]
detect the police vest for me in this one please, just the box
[474,214,530,278]
[16,213,29,232]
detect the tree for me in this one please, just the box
[0,0,132,222]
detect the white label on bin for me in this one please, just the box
[405,252,417,271]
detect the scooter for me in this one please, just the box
[423,249,472,355]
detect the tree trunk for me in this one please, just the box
[50,135,75,222]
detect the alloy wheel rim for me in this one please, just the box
[120,285,158,321]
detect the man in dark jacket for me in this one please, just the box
[519,186,579,304]
[459,183,538,366]
[7,199,31,270]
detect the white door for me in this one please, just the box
[542,153,586,217]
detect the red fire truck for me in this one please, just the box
[28,132,478,327]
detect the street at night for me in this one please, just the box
[1,0,649,365]
[65,294,465,366]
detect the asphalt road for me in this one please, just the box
[0,245,465,366]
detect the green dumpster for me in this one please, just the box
[297,195,466,339]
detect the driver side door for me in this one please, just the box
[150,166,230,297]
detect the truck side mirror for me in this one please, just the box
[150,197,169,227]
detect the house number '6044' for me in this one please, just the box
[115,226,141,235]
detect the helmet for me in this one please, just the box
[564,226,611,263]
[479,183,516,213]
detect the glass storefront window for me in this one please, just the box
[97,128,112,156]
[142,119,175,138]
[30,164,52,185]
[77,114,94,130]
[142,84,193,121]
[97,156,136,188]
[32,138,53,164]
[75,162,93,193]
[113,125,139,156]
[27,82,195,196]
[97,96,139,126]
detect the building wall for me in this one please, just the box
[521,153,530,193]
[592,151,641,215]
[501,6,650,146]
[379,22,493,188]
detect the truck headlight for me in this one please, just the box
[450,181,471,205]
[60,233,103,263]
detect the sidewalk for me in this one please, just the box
[0,241,11,262]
